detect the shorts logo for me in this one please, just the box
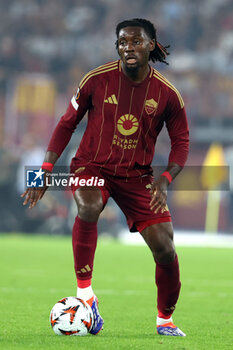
[145,183,152,189]
[145,98,158,115]
[117,114,139,136]
[75,167,86,174]
[26,169,45,187]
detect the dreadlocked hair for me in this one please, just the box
[115,18,170,65]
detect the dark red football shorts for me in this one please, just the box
[71,166,171,232]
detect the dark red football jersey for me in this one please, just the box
[47,60,189,177]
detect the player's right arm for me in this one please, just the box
[21,80,92,209]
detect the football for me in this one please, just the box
[50,296,93,336]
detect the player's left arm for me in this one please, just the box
[150,90,189,213]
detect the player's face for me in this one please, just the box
[117,26,155,70]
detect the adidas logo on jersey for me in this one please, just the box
[104,94,118,104]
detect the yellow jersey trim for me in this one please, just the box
[153,69,184,108]
[79,61,118,89]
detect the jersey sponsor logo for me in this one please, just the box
[112,134,138,149]
[117,114,139,136]
[145,98,158,115]
[104,94,118,104]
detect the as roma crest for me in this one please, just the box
[145,98,158,115]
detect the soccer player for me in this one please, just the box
[21,18,189,336]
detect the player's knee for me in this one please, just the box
[78,200,102,221]
[154,246,176,264]
[141,223,176,264]
[74,188,103,222]
[152,231,176,263]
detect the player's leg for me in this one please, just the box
[110,173,185,336]
[73,186,103,287]
[140,222,186,336]
[72,186,106,334]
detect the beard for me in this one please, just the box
[124,62,140,77]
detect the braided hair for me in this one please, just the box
[115,18,170,65]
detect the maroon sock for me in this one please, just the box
[72,216,97,281]
[156,254,181,316]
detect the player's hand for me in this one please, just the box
[20,172,50,209]
[150,176,169,214]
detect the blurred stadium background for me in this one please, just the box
[0,0,233,238]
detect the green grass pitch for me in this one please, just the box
[0,234,232,350]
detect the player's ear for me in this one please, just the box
[149,38,155,52]
[115,39,120,56]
